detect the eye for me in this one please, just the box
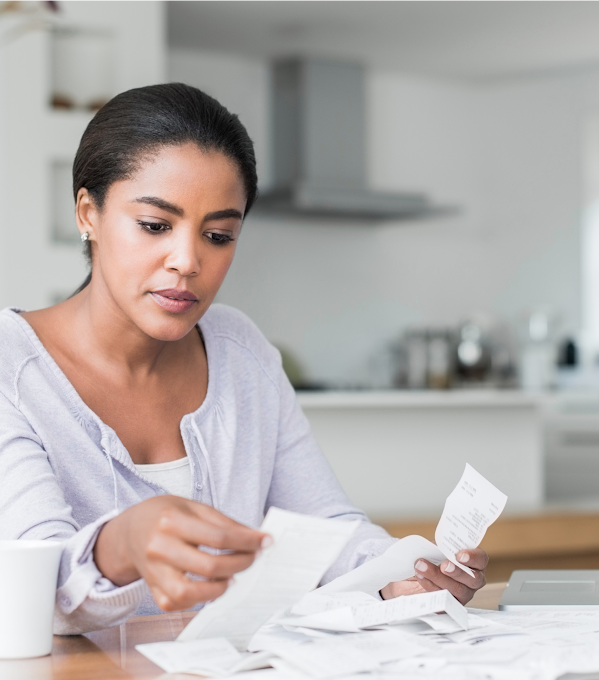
[206,232,234,246]
[137,220,170,234]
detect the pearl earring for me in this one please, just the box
[80,232,89,242]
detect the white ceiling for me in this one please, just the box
[167,1,599,81]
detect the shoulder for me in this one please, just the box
[201,303,279,360]
[202,303,268,344]
[0,308,39,357]
[0,308,42,401]
[201,303,283,382]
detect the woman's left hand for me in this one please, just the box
[380,548,489,605]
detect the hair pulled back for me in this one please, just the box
[72,82,258,292]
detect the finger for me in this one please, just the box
[191,503,273,546]
[381,579,426,599]
[158,506,268,553]
[148,566,230,611]
[414,561,477,604]
[416,575,475,605]
[412,575,442,594]
[151,580,229,612]
[415,560,481,597]
[456,548,489,571]
[147,533,258,578]
[438,560,486,590]
[185,508,272,551]
[416,558,486,590]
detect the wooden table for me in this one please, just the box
[0,583,506,680]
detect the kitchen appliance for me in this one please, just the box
[499,570,599,610]
[520,309,557,391]
[255,58,455,221]
[455,320,491,382]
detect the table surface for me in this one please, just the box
[0,583,506,680]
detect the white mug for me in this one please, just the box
[0,541,63,658]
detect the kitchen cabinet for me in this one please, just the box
[297,390,543,519]
[544,394,599,504]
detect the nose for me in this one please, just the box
[164,229,200,277]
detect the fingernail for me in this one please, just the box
[458,552,469,563]
[261,535,273,549]
[228,577,235,587]
[415,572,424,579]
[444,562,456,573]
[415,560,427,573]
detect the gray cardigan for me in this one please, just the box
[0,304,394,634]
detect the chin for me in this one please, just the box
[135,311,202,342]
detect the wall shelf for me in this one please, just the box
[50,26,115,112]
[0,2,164,309]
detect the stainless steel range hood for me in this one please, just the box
[254,58,451,220]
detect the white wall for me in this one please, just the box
[475,74,585,340]
[161,52,599,383]
[0,2,165,311]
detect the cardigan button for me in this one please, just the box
[59,594,71,607]
[195,482,203,491]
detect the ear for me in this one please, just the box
[75,188,100,241]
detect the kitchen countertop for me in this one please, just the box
[296,389,542,409]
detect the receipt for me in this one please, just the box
[317,464,506,592]
[272,629,427,679]
[178,507,358,650]
[272,637,378,678]
[355,589,468,630]
[292,591,379,616]
[435,464,507,576]
[316,534,445,596]
[469,609,599,642]
[280,590,469,633]
[135,637,272,676]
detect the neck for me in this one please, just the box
[65,280,197,379]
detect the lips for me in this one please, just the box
[150,288,198,314]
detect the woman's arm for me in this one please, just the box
[265,365,396,582]
[0,390,265,633]
[0,390,135,634]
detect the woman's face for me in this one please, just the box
[77,143,247,342]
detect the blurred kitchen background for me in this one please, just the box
[5,1,599,578]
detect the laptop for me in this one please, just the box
[499,570,599,610]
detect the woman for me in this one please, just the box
[0,83,487,635]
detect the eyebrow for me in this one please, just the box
[132,196,184,216]
[132,197,243,222]
[204,208,244,221]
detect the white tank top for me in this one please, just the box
[134,457,192,499]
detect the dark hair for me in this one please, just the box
[72,82,258,293]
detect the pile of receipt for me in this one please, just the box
[138,587,599,680]
[136,468,599,679]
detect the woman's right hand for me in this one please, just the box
[93,495,270,611]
